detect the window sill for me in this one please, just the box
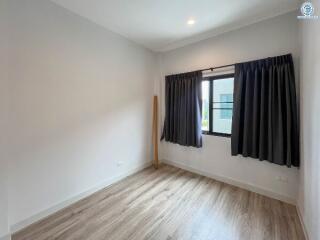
[202,131,231,138]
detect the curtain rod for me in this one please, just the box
[200,63,235,72]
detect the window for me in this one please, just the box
[201,74,234,137]
[219,94,233,119]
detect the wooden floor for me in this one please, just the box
[13,164,305,240]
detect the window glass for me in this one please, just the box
[201,81,209,131]
[201,76,234,136]
[212,78,233,134]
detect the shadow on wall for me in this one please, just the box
[8,92,152,225]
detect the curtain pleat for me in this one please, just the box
[161,71,203,148]
[231,54,299,167]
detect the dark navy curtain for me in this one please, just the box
[161,71,203,148]
[231,54,299,167]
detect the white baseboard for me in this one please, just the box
[162,159,296,205]
[296,204,309,240]
[0,234,11,240]
[11,161,152,234]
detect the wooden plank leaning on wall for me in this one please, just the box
[152,96,159,169]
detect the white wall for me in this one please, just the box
[0,0,10,238]
[7,0,156,230]
[158,11,300,203]
[298,1,320,239]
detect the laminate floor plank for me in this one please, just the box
[12,164,305,240]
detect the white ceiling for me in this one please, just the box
[50,0,299,52]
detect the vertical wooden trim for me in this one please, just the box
[152,96,159,169]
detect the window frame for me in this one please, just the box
[202,73,234,138]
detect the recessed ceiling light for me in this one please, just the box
[187,19,195,25]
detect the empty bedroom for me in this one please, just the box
[0,0,319,239]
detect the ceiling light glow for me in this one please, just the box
[187,19,195,25]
